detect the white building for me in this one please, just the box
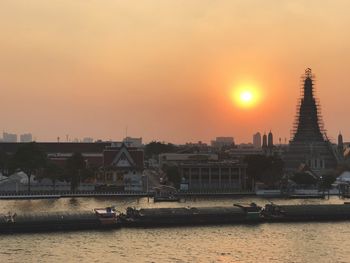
[211,137,234,149]
[82,137,94,143]
[123,137,143,147]
[253,132,262,148]
[20,133,33,142]
[3,132,17,142]
[159,153,219,167]
[179,161,247,191]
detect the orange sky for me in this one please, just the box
[0,1,350,144]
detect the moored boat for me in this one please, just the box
[119,203,262,227]
[0,207,120,234]
[262,203,350,222]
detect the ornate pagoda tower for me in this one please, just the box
[284,68,341,175]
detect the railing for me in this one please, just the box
[177,190,255,196]
[0,189,256,199]
[0,191,150,199]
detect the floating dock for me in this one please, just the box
[3,203,350,234]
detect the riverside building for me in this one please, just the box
[0,141,145,191]
[179,161,247,191]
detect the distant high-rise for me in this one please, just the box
[262,133,267,149]
[3,132,17,142]
[284,68,341,174]
[268,131,273,148]
[338,132,344,153]
[20,133,33,142]
[253,132,261,148]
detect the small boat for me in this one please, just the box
[94,207,120,226]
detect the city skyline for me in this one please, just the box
[0,129,293,145]
[1,1,350,144]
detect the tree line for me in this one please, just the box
[0,142,95,192]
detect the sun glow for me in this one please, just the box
[240,91,253,103]
[231,84,261,108]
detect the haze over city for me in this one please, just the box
[1,1,350,144]
[3,2,350,263]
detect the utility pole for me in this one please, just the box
[147,170,149,202]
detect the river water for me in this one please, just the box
[0,196,350,263]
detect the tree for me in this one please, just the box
[291,172,318,186]
[319,173,337,190]
[162,164,181,188]
[244,155,284,189]
[244,155,270,185]
[65,153,94,191]
[0,149,10,177]
[41,161,64,191]
[11,142,47,192]
[263,157,284,186]
[144,141,178,159]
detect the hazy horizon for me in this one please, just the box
[1,1,350,144]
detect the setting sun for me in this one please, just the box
[240,91,253,103]
[231,85,261,109]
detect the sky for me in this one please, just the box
[1,0,350,144]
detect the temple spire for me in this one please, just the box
[291,68,324,142]
[284,68,339,174]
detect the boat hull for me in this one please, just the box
[121,206,262,227]
[0,211,120,234]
